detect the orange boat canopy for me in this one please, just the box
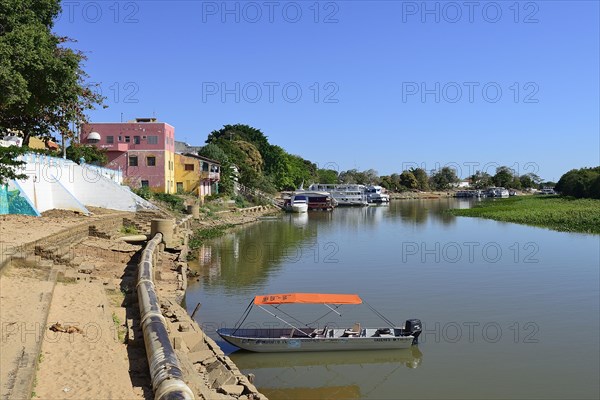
[254,293,362,305]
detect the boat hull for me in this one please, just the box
[291,204,308,213]
[218,329,415,352]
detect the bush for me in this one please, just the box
[153,193,185,211]
[204,193,226,202]
[234,194,249,208]
[132,186,152,200]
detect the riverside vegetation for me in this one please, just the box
[448,195,600,234]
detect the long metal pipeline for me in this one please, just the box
[137,233,195,400]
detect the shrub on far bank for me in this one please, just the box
[555,167,600,199]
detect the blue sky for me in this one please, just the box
[55,0,599,181]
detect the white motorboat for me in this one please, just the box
[365,185,390,204]
[487,187,510,197]
[290,195,309,213]
[217,293,422,353]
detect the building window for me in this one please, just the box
[134,136,140,144]
[129,156,138,166]
[141,180,149,187]
[147,156,156,166]
[106,136,114,144]
[202,162,209,172]
[176,182,184,193]
[118,136,123,142]
[125,136,131,143]
[148,136,158,144]
[185,164,194,171]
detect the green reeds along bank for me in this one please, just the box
[448,196,600,234]
[188,224,235,253]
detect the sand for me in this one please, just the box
[0,204,275,400]
[34,282,142,399]
[0,264,54,400]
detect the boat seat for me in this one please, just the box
[310,326,327,338]
[343,322,361,337]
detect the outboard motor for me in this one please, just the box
[404,319,422,344]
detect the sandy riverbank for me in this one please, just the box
[1,205,278,400]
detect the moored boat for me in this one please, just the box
[283,190,337,211]
[365,185,390,204]
[308,184,369,206]
[217,293,422,353]
[290,194,308,213]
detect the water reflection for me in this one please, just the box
[187,199,600,400]
[232,347,423,400]
[232,346,423,369]
[190,218,318,292]
[386,198,471,226]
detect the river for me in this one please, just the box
[185,199,599,399]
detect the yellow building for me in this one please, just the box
[174,153,220,200]
[174,154,200,194]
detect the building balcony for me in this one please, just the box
[200,171,220,181]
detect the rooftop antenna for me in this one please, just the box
[120,112,123,122]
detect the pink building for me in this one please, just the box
[80,118,176,193]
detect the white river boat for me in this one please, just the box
[308,184,369,206]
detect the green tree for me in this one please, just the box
[205,124,318,192]
[0,0,105,145]
[509,176,522,190]
[379,175,393,191]
[470,170,493,189]
[198,143,234,195]
[429,167,459,190]
[555,167,600,198]
[0,145,27,185]
[493,166,516,188]
[339,169,379,185]
[409,167,429,191]
[399,171,418,189]
[66,144,107,165]
[198,143,229,164]
[519,173,542,189]
[316,168,338,184]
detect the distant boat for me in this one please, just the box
[539,187,556,195]
[365,185,390,204]
[290,194,308,213]
[308,184,368,206]
[283,190,337,211]
[487,187,509,197]
[217,293,422,353]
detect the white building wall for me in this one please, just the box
[9,153,156,215]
